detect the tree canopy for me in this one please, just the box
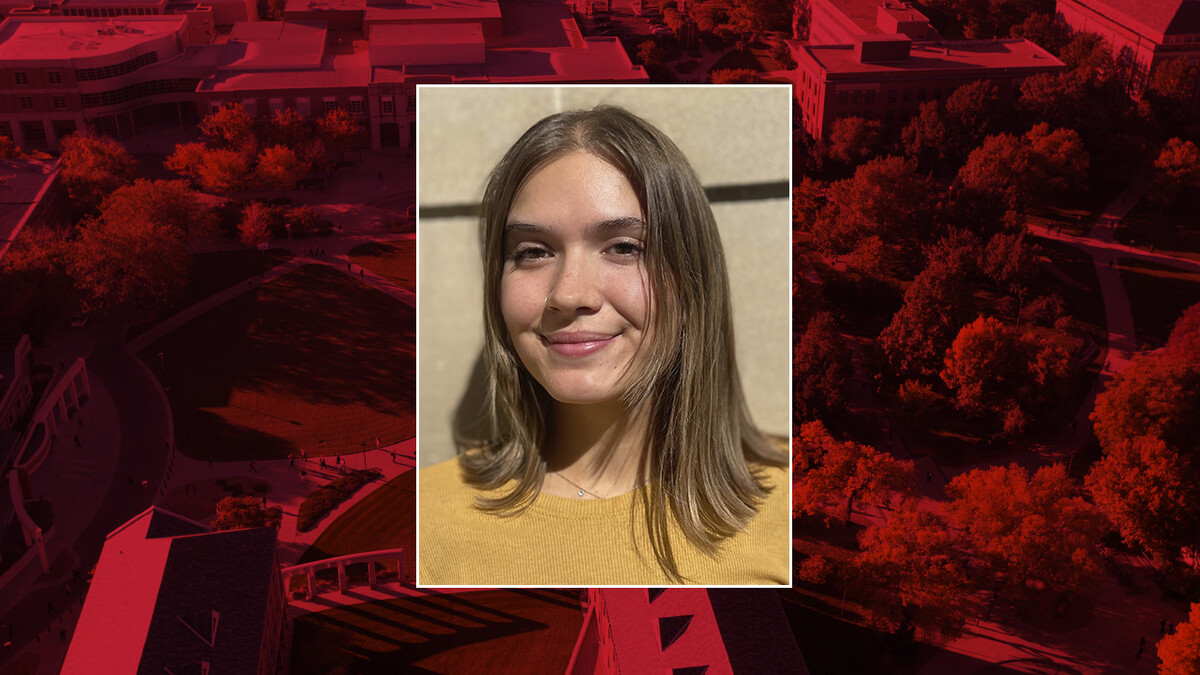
[792,420,914,524]
[211,495,283,531]
[59,130,138,218]
[1158,603,1200,675]
[945,463,1106,602]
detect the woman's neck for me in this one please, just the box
[542,399,649,499]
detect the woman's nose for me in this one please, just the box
[545,254,601,314]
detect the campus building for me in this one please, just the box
[1056,0,1200,108]
[566,587,808,674]
[0,0,645,151]
[790,35,1065,138]
[808,0,938,45]
[0,15,214,149]
[62,507,286,674]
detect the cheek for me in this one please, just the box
[607,266,653,330]
[500,274,541,337]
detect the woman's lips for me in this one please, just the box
[540,332,617,357]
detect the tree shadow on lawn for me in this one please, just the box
[348,240,415,292]
[146,265,414,459]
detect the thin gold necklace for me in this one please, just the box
[553,472,644,499]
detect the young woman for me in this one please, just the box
[419,105,788,585]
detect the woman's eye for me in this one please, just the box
[512,246,550,262]
[607,241,644,257]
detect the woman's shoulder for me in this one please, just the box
[418,455,467,489]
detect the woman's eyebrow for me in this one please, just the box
[588,216,646,236]
[503,217,647,236]
[504,221,548,235]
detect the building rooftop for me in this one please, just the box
[360,0,500,25]
[57,0,166,7]
[800,37,1064,75]
[602,588,734,672]
[486,37,646,82]
[62,507,278,675]
[201,49,369,90]
[1064,0,1200,39]
[222,20,327,70]
[0,16,186,61]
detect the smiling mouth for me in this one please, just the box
[539,332,617,356]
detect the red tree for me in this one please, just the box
[792,421,915,524]
[946,463,1107,603]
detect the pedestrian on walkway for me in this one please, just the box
[347,262,351,271]
[301,448,307,461]
[249,460,257,473]
[300,469,307,480]
[207,455,213,468]
[926,471,933,482]
[390,449,396,464]
[320,457,327,469]
[360,269,364,279]
[289,456,295,469]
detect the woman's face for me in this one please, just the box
[500,151,651,406]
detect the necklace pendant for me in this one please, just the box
[578,489,585,497]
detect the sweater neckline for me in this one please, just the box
[525,482,652,519]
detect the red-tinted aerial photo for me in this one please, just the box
[0,0,1198,672]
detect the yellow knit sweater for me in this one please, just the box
[417,458,790,586]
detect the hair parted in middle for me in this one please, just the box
[460,104,785,581]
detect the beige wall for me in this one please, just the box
[417,85,792,467]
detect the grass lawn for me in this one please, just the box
[299,470,415,582]
[1115,198,1200,261]
[142,264,414,461]
[290,589,584,674]
[128,248,293,340]
[1117,258,1200,347]
[348,240,414,292]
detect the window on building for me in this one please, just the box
[52,119,77,142]
[887,89,897,103]
[902,88,911,102]
[53,95,66,109]
[297,98,312,116]
[381,97,394,115]
[48,71,62,85]
[242,99,257,116]
[19,96,33,110]
[406,94,415,113]
[20,121,46,145]
[349,97,364,115]
[851,90,862,104]
[14,71,28,86]
[269,98,283,114]
[322,97,338,115]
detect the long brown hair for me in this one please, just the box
[461,105,784,581]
